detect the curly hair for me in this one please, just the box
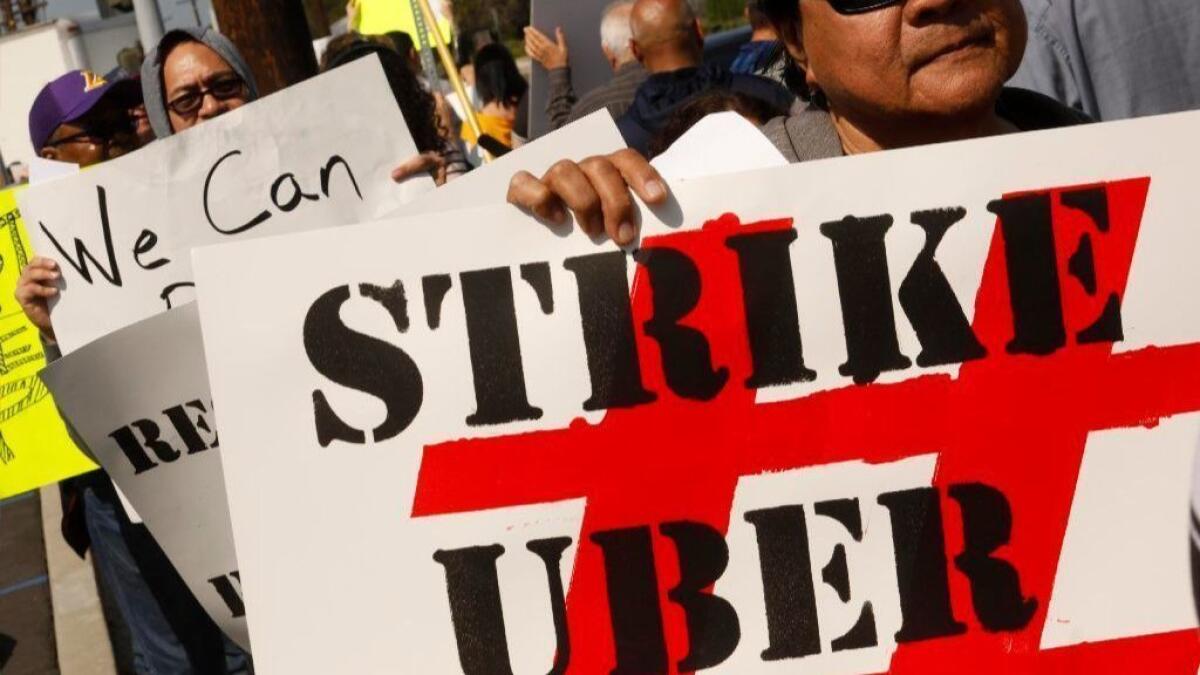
[320,34,443,154]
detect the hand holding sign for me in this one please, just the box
[506,147,668,244]
[14,256,59,342]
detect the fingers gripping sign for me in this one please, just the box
[506,148,669,246]
[16,256,61,343]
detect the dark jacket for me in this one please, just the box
[546,61,649,130]
[761,87,1091,163]
[617,62,795,155]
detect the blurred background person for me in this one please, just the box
[461,42,528,163]
[729,0,789,86]
[526,0,649,130]
[617,0,793,154]
[1010,0,1200,120]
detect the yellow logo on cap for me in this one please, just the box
[81,71,107,92]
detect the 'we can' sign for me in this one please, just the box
[194,111,1200,673]
[20,56,430,355]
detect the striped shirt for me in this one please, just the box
[545,61,649,130]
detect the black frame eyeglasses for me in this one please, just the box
[166,74,247,117]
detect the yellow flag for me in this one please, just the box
[356,0,454,45]
[0,186,97,499]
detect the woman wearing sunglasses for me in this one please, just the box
[506,0,1089,245]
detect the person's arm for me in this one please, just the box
[546,67,577,130]
[524,26,576,130]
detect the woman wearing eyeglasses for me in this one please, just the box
[141,27,259,138]
[506,0,1090,245]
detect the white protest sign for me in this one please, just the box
[21,55,433,355]
[40,304,248,649]
[651,111,788,181]
[409,109,625,215]
[193,111,1200,672]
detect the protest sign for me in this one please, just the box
[194,111,1200,672]
[650,112,788,181]
[20,55,433,355]
[409,109,625,215]
[528,0,616,138]
[0,187,94,499]
[40,304,248,648]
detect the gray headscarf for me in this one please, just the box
[140,27,260,139]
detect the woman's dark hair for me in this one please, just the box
[472,43,527,108]
[648,89,788,157]
[760,0,800,25]
[387,31,416,57]
[755,0,813,102]
[320,34,443,153]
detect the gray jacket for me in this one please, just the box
[140,27,259,139]
[762,87,1090,163]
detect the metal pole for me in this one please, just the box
[131,0,165,51]
[413,0,490,161]
[210,0,317,95]
[408,0,440,88]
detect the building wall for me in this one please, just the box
[0,23,76,169]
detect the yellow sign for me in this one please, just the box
[354,0,454,45]
[0,187,96,499]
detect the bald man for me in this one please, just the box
[527,0,650,130]
[615,0,793,154]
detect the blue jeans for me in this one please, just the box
[85,485,249,674]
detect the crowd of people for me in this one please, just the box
[11,0,1200,672]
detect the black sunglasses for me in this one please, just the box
[827,0,902,14]
[167,74,247,116]
[44,114,135,148]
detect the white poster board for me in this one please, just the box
[410,109,625,215]
[20,56,433,355]
[528,0,616,137]
[40,304,248,648]
[192,111,1200,672]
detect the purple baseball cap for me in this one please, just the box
[28,70,142,153]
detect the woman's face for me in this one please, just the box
[798,0,1027,123]
[162,41,249,132]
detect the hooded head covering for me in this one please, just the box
[140,27,260,139]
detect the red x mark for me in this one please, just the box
[414,177,1200,672]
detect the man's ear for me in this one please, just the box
[630,39,643,62]
[601,44,617,69]
[774,17,807,70]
